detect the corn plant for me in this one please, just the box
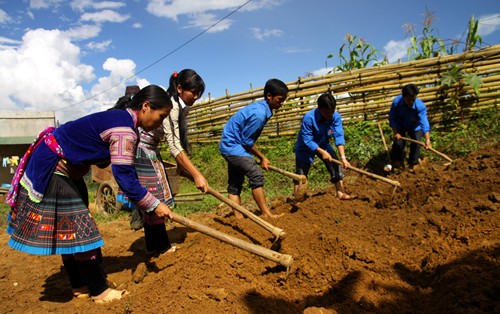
[405,8,447,60]
[327,33,386,72]
[465,16,482,51]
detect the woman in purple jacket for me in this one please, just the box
[6,85,173,303]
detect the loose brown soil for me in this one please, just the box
[1,144,499,313]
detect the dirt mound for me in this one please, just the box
[0,144,498,313]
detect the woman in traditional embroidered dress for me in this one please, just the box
[115,86,177,257]
[6,85,173,303]
[164,69,209,193]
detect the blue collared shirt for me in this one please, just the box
[219,99,272,157]
[388,95,430,133]
[295,108,345,164]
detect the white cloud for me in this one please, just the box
[0,27,144,123]
[64,24,102,41]
[241,0,284,12]
[0,37,21,50]
[251,27,283,41]
[29,0,64,10]
[80,9,130,23]
[86,57,140,112]
[146,0,244,21]
[132,22,142,29]
[0,9,11,24]
[185,13,233,33]
[310,67,331,77]
[281,46,310,54]
[70,0,126,12]
[0,28,94,112]
[146,0,283,32]
[477,14,500,37]
[86,40,112,52]
[384,38,412,63]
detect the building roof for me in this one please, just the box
[0,136,34,145]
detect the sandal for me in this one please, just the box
[92,289,129,304]
[147,245,179,257]
[166,246,178,253]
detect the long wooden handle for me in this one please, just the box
[330,158,401,187]
[171,213,293,268]
[377,123,391,159]
[268,165,307,183]
[400,136,453,162]
[207,187,286,240]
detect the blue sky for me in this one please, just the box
[0,0,499,123]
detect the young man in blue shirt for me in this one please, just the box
[294,92,357,200]
[388,84,432,171]
[219,79,288,218]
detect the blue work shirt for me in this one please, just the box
[295,108,345,164]
[388,95,430,133]
[219,99,272,157]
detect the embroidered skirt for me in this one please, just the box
[117,145,174,225]
[8,174,104,255]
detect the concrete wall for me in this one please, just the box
[0,111,56,186]
[0,110,56,137]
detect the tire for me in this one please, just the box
[95,181,122,215]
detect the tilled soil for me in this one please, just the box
[0,144,498,313]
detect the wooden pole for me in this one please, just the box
[400,136,453,162]
[267,165,309,201]
[330,158,401,187]
[206,187,286,241]
[171,213,293,269]
[377,122,390,159]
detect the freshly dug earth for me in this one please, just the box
[0,144,498,313]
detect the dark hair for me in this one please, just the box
[166,69,204,155]
[402,84,419,98]
[167,69,205,103]
[111,85,171,110]
[264,79,288,98]
[317,92,337,110]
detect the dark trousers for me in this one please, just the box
[144,223,171,254]
[62,249,108,296]
[390,129,423,165]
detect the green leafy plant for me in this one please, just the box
[404,8,447,60]
[343,121,381,165]
[440,64,482,122]
[465,16,482,52]
[327,33,386,72]
[436,108,499,156]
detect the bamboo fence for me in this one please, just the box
[188,45,500,143]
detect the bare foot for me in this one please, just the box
[233,210,244,219]
[338,192,358,200]
[73,287,89,299]
[264,213,284,218]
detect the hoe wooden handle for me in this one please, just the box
[171,213,293,268]
[330,158,401,187]
[400,137,453,162]
[268,165,307,183]
[207,186,286,240]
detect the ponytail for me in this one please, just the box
[111,95,133,110]
[166,69,205,103]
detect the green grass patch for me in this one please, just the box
[2,108,497,221]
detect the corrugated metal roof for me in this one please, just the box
[0,136,34,145]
